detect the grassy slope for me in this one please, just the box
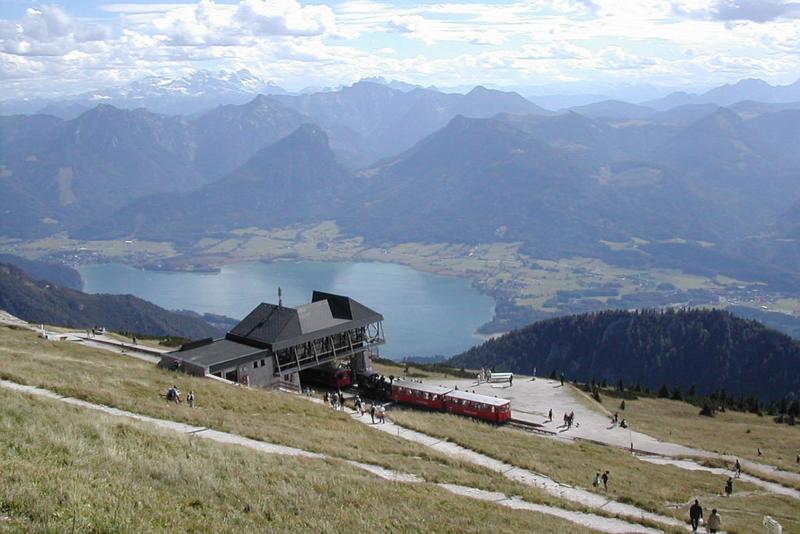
[0,325,574,513]
[591,394,800,477]
[0,388,589,533]
[389,409,800,534]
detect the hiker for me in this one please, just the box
[509,374,513,387]
[166,386,176,402]
[370,403,376,424]
[378,404,386,424]
[187,390,195,408]
[354,395,362,414]
[338,391,344,408]
[323,392,329,405]
[734,459,741,478]
[592,471,601,488]
[560,373,565,386]
[689,499,703,532]
[724,477,733,497]
[706,508,721,533]
[757,447,762,456]
[548,409,553,422]
[132,335,137,345]
[601,470,610,491]
[613,412,619,424]
[620,419,628,429]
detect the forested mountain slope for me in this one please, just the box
[448,309,800,400]
[0,263,221,339]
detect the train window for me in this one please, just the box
[491,406,496,413]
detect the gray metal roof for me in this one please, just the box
[174,338,268,369]
[229,291,383,351]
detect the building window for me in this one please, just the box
[254,361,259,368]
[261,359,266,366]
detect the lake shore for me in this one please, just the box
[4,221,799,338]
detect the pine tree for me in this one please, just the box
[658,384,670,398]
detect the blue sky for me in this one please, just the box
[1,0,799,98]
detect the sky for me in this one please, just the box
[1,0,799,98]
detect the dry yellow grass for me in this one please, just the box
[592,395,800,477]
[0,387,593,533]
[389,409,800,534]
[0,325,584,515]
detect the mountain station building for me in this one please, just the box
[160,291,385,388]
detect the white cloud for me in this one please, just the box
[0,5,110,56]
[1,0,799,98]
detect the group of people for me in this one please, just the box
[610,412,628,428]
[323,390,346,411]
[562,411,577,429]
[689,499,722,533]
[164,385,195,407]
[591,470,611,491]
[328,392,387,423]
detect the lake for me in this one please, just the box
[78,261,495,359]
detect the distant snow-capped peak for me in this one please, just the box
[84,69,286,101]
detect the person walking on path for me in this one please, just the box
[601,470,610,491]
[370,404,376,424]
[548,409,553,422]
[560,373,565,386]
[509,374,513,387]
[689,499,703,532]
[734,459,741,478]
[724,477,733,497]
[378,404,386,424]
[592,471,601,488]
[706,509,721,533]
[187,390,195,408]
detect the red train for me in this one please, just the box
[390,380,511,423]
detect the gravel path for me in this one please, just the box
[433,376,800,489]
[346,407,687,531]
[638,455,800,500]
[0,379,663,534]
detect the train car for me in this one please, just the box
[391,380,452,411]
[444,390,512,423]
[300,366,353,389]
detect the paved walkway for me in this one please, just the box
[638,456,800,500]
[345,407,687,531]
[433,376,800,486]
[0,379,662,534]
[74,335,163,364]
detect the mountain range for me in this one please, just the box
[3,75,800,294]
[643,78,800,111]
[0,69,289,118]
